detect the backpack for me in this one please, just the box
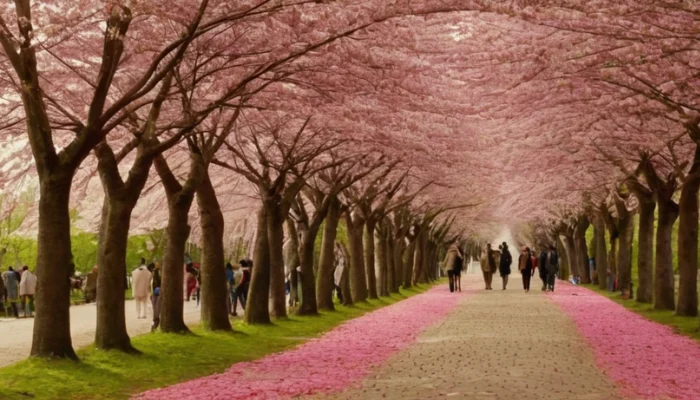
[454,256,464,272]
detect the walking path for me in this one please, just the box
[315,274,622,400]
[0,299,201,367]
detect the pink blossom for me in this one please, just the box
[548,283,700,399]
[135,286,463,399]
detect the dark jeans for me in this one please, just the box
[522,268,532,290]
[540,272,548,289]
[232,287,246,314]
[547,274,556,291]
[152,294,161,329]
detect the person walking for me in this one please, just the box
[18,266,37,317]
[538,248,548,291]
[499,242,512,290]
[132,258,152,319]
[518,246,534,292]
[151,262,162,331]
[85,266,98,303]
[2,267,19,318]
[546,245,559,292]
[333,243,345,301]
[442,244,462,293]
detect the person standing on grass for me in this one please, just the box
[151,262,162,331]
[499,242,512,290]
[132,258,152,319]
[231,262,246,316]
[19,266,37,317]
[518,247,534,292]
[2,267,19,318]
[546,245,559,292]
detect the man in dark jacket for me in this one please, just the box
[546,245,559,292]
[538,249,548,291]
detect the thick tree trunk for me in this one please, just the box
[296,221,320,316]
[160,195,194,334]
[376,229,389,297]
[317,199,340,311]
[562,232,577,280]
[364,220,379,299]
[285,218,300,307]
[574,218,591,283]
[266,202,287,319]
[655,200,678,311]
[616,211,634,297]
[31,177,77,359]
[346,214,368,302]
[593,219,608,291]
[557,236,570,280]
[387,235,397,294]
[403,240,415,288]
[340,244,353,306]
[196,173,232,331]
[676,177,700,316]
[245,206,271,324]
[392,239,404,293]
[95,198,135,351]
[636,201,656,304]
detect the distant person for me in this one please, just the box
[546,245,559,292]
[333,243,345,301]
[226,262,234,315]
[499,242,512,290]
[151,262,162,331]
[85,266,98,303]
[2,267,19,318]
[132,258,152,319]
[518,246,534,292]
[240,259,251,304]
[19,266,37,317]
[442,243,462,293]
[538,248,548,291]
[480,244,495,290]
[231,262,246,316]
[589,257,596,284]
[185,263,197,301]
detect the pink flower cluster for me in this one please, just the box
[548,283,700,399]
[135,286,463,400]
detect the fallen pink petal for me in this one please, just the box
[135,286,464,400]
[548,283,700,400]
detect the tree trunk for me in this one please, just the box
[655,200,678,311]
[266,201,287,319]
[346,214,368,302]
[376,228,389,297]
[364,219,379,299]
[196,173,232,331]
[387,234,397,294]
[562,232,578,280]
[403,240,415,289]
[676,177,700,316]
[285,218,300,307]
[95,198,135,351]
[593,218,608,291]
[574,218,591,283]
[317,198,340,311]
[392,239,404,293]
[160,194,194,334]
[557,235,570,280]
[616,210,634,297]
[296,220,320,316]
[245,206,271,324]
[31,176,77,359]
[340,243,353,306]
[636,201,656,304]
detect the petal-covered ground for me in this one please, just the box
[135,286,464,400]
[548,283,700,400]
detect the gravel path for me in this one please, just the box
[315,273,623,400]
[0,298,202,367]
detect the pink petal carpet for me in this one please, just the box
[135,286,464,399]
[548,283,700,399]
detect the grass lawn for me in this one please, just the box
[0,284,435,400]
[582,284,700,343]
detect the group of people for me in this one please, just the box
[442,244,465,292]
[1,266,37,318]
[482,242,559,292]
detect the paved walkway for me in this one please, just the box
[0,298,201,366]
[314,273,622,400]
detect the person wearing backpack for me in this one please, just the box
[442,244,462,293]
[498,242,512,290]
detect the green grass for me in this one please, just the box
[0,284,434,400]
[583,283,700,343]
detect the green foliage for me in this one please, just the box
[0,284,434,400]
